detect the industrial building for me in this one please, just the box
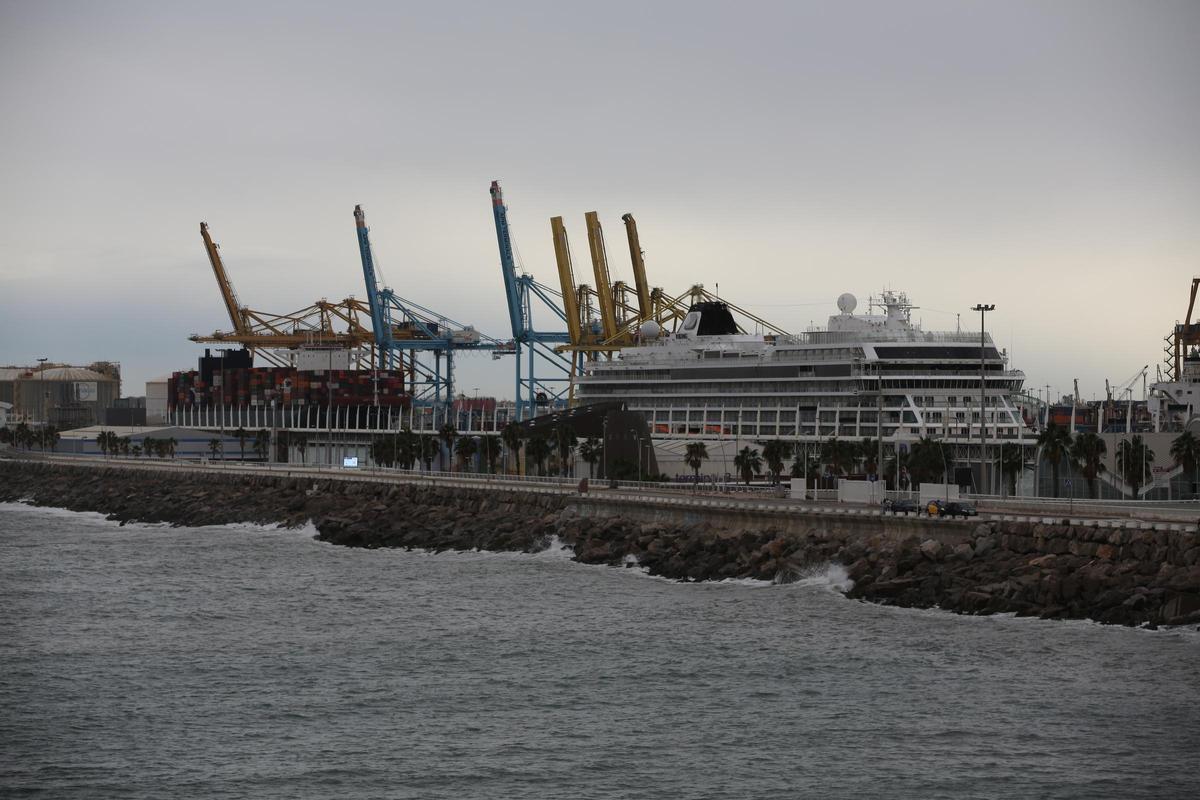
[0,363,122,428]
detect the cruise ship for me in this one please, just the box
[575,291,1033,477]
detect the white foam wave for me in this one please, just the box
[716,576,775,588]
[787,563,854,593]
[533,535,575,560]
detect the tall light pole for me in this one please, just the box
[36,357,47,447]
[972,304,995,494]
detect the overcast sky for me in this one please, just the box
[1,0,1197,403]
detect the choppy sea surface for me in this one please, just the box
[1,501,1198,799]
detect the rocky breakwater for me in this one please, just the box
[840,520,1200,628]
[3,461,1198,627]
[0,461,568,553]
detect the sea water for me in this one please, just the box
[2,502,1198,799]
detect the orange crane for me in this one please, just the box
[190,222,375,367]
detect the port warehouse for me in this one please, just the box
[3,185,1197,501]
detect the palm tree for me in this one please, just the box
[684,441,709,484]
[166,437,177,460]
[131,445,142,458]
[118,437,131,457]
[233,427,249,460]
[578,437,602,478]
[733,446,762,485]
[1000,442,1026,497]
[820,437,855,476]
[142,435,156,457]
[291,432,307,465]
[396,428,418,470]
[419,434,439,471]
[859,437,879,475]
[525,435,551,476]
[1036,422,1073,498]
[761,440,792,484]
[208,438,222,460]
[41,425,60,453]
[1170,431,1200,497]
[907,436,947,486]
[1115,435,1155,498]
[370,436,395,467]
[553,423,577,477]
[1070,432,1107,499]
[15,422,32,450]
[501,421,523,475]
[253,429,270,461]
[438,423,457,471]
[480,434,502,474]
[454,436,479,472]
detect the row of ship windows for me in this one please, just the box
[585,381,1017,393]
[640,408,1014,424]
[619,396,1014,411]
[650,424,1024,439]
[581,382,1021,398]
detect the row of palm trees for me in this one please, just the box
[682,428,1198,499]
[0,423,61,452]
[1035,423,1198,498]
[685,438,930,486]
[365,422,610,477]
[96,430,179,459]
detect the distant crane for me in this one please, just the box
[1105,365,1148,433]
[354,204,510,408]
[491,181,574,420]
[191,222,374,366]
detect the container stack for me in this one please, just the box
[168,368,410,409]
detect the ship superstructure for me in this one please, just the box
[576,291,1030,458]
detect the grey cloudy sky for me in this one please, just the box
[1,0,1197,402]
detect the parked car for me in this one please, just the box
[941,501,978,518]
[883,498,921,514]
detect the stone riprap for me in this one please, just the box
[2,461,1198,628]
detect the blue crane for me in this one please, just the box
[490,180,574,420]
[354,203,510,412]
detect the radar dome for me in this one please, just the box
[837,293,857,314]
[639,320,662,340]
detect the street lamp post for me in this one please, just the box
[36,357,47,446]
[972,304,995,495]
[602,416,608,482]
[630,428,641,482]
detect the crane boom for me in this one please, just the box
[200,222,248,335]
[621,213,652,319]
[550,216,584,347]
[584,211,620,342]
[354,204,393,366]
[490,181,525,338]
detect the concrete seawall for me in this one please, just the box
[3,458,1198,628]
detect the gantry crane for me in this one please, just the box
[355,204,511,408]
[494,182,793,414]
[491,181,574,420]
[191,222,375,366]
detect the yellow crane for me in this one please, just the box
[621,213,652,318]
[584,211,622,344]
